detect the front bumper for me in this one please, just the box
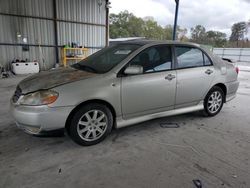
[10,102,74,134]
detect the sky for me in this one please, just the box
[110,0,250,37]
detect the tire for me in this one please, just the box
[203,86,225,117]
[69,103,113,146]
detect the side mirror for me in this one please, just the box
[124,65,143,75]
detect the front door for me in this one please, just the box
[121,45,176,119]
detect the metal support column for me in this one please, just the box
[53,0,59,65]
[105,0,110,47]
[172,0,179,40]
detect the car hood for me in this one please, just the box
[18,67,97,94]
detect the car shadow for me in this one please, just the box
[109,111,204,141]
[1,111,204,151]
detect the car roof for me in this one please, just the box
[115,39,201,47]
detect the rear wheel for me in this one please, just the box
[203,86,225,116]
[69,103,113,146]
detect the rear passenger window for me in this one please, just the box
[176,47,204,68]
[203,53,212,65]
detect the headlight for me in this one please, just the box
[19,90,58,106]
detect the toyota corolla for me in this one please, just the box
[10,40,239,146]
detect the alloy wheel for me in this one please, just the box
[207,91,223,114]
[77,110,108,141]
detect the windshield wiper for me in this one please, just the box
[72,64,98,73]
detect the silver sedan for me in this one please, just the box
[10,41,239,146]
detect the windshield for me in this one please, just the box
[72,44,141,73]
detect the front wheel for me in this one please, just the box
[203,86,225,116]
[69,103,113,146]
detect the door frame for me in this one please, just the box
[172,44,215,108]
[117,44,177,118]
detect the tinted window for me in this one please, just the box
[129,45,172,73]
[204,53,212,65]
[73,44,141,73]
[176,47,204,68]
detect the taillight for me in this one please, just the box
[235,67,239,74]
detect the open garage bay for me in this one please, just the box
[0,64,250,188]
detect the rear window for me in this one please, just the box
[176,47,204,68]
[204,53,212,65]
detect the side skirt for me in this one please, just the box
[116,101,204,128]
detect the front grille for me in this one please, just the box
[12,86,22,103]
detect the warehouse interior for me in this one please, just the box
[0,0,109,73]
[1,0,250,188]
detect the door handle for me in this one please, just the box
[165,74,176,81]
[205,69,213,75]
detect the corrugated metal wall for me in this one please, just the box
[0,0,107,70]
[56,0,106,54]
[0,0,54,17]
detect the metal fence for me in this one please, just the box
[212,48,250,62]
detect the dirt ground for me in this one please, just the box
[0,64,250,188]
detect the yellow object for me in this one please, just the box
[61,47,88,67]
[43,95,58,104]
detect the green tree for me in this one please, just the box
[190,25,227,47]
[229,22,248,46]
[143,18,165,39]
[178,27,188,41]
[227,21,250,47]
[230,22,247,41]
[109,11,144,38]
[163,25,173,40]
[109,10,188,40]
[206,30,227,47]
[190,25,207,43]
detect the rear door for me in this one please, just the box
[174,46,215,108]
[121,45,177,119]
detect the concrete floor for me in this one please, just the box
[0,66,250,188]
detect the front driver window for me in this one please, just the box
[129,45,172,73]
